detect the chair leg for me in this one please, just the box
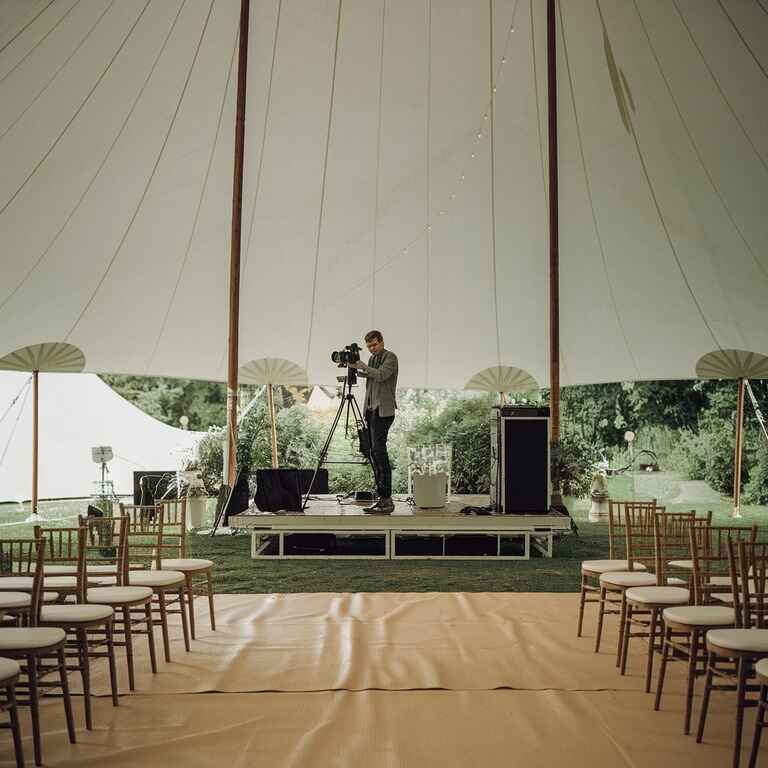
[645,608,659,693]
[620,604,633,676]
[697,653,716,743]
[57,647,75,745]
[107,619,119,706]
[76,627,93,730]
[594,587,607,653]
[144,602,158,674]
[6,683,24,768]
[27,654,42,766]
[616,593,628,668]
[749,684,767,768]
[123,606,136,690]
[178,586,190,652]
[734,657,749,768]
[655,626,672,712]
[577,574,588,637]
[684,629,699,735]
[158,591,171,663]
[206,570,215,631]
[185,572,196,641]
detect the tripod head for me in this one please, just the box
[337,366,358,388]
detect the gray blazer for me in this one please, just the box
[359,349,398,418]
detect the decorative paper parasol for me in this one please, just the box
[465,366,539,400]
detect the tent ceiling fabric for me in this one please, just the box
[695,350,768,381]
[0,342,85,373]
[465,366,538,393]
[239,357,308,386]
[0,0,766,389]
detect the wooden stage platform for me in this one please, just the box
[229,495,572,560]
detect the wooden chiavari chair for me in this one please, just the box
[0,657,24,768]
[0,538,75,766]
[577,499,655,638]
[697,540,768,768]
[154,499,216,639]
[655,523,756,733]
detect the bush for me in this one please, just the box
[668,429,708,481]
[745,441,768,505]
[553,428,599,499]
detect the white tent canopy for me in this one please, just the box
[0,371,200,502]
[0,0,766,389]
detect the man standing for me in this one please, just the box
[349,330,398,514]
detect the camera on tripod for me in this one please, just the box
[330,343,361,367]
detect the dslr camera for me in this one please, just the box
[331,342,362,367]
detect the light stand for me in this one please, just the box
[302,368,373,511]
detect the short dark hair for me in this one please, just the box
[364,330,383,343]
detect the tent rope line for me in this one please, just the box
[714,0,768,82]
[0,0,82,87]
[746,379,768,443]
[0,0,151,217]
[672,0,768,175]
[488,0,502,373]
[0,0,115,144]
[595,0,723,355]
[305,0,344,376]
[632,0,768,286]
[530,0,549,240]
[0,0,57,57]
[0,375,31,428]
[557,1,640,379]
[0,376,30,470]
[319,1,522,315]
[146,16,240,373]
[63,0,217,344]
[0,0,186,318]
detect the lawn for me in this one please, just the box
[3,471,766,593]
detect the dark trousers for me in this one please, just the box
[365,408,394,498]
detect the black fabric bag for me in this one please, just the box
[254,469,302,512]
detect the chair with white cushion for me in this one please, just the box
[618,509,695,689]
[155,499,216,639]
[577,499,656,639]
[697,539,768,768]
[0,538,75,766]
[655,523,756,734]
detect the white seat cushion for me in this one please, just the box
[0,578,34,591]
[0,627,66,650]
[0,657,20,683]
[42,592,60,603]
[582,560,647,575]
[40,604,114,623]
[0,593,30,609]
[160,558,213,572]
[756,658,768,682]
[86,586,152,605]
[669,560,693,570]
[129,570,185,588]
[707,628,768,653]
[600,572,658,587]
[662,605,735,626]
[43,576,78,588]
[42,564,77,575]
[625,586,689,605]
[708,576,732,587]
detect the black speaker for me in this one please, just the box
[253,468,329,512]
[490,407,550,514]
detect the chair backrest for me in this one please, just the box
[156,498,187,559]
[607,499,657,560]
[689,523,757,605]
[34,524,80,569]
[78,515,128,586]
[123,508,164,576]
[119,503,160,534]
[730,540,768,629]
[652,510,698,585]
[0,538,45,624]
[623,502,665,572]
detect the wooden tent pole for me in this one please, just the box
[31,369,39,515]
[733,377,746,518]
[546,0,561,494]
[267,384,278,468]
[226,0,251,486]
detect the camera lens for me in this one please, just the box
[331,351,341,363]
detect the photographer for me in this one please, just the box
[349,330,398,514]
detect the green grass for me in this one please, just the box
[4,474,767,594]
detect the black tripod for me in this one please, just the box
[302,369,373,511]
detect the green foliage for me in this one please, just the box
[552,429,600,499]
[745,441,768,505]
